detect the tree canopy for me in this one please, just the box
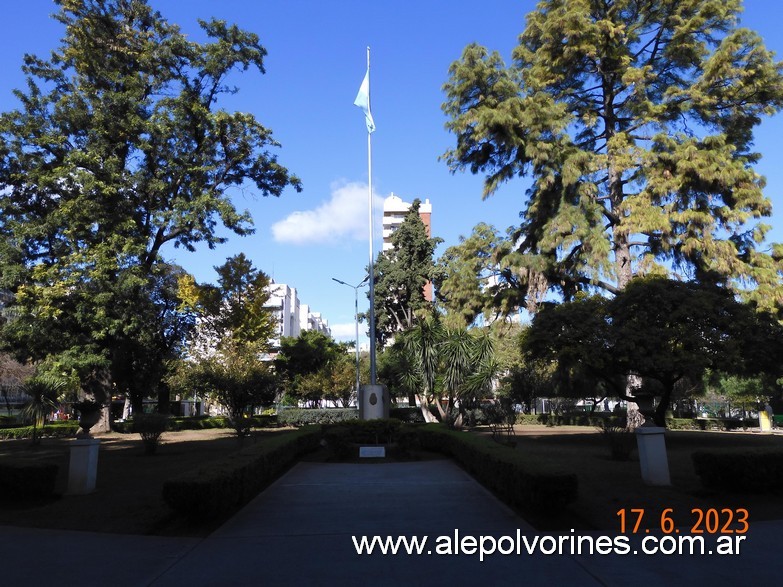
[0,1,299,404]
[443,0,783,311]
[524,277,783,425]
[368,199,441,347]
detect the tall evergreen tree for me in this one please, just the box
[443,0,783,311]
[369,199,441,348]
[0,1,299,398]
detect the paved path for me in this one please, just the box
[1,460,780,586]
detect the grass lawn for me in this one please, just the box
[1,424,781,536]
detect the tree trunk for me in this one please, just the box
[415,394,438,423]
[625,373,645,429]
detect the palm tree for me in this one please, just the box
[401,315,499,426]
[20,376,66,445]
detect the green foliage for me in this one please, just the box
[435,223,525,324]
[19,376,67,445]
[162,427,321,519]
[0,462,59,498]
[597,420,636,461]
[181,349,278,439]
[274,331,353,406]
[368,200,441,347]
[443,0,783,308]
[132,412,169,455]
[396,315,501,424]
[0,0,299,412]
[415,425,578,511]
[322,419,405,459]
[276,408,358,426]
[524,277,783,425]
[0,421,79,440]
[693,450,783,493]
[179,254,276,357]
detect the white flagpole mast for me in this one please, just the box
[365,46,378,386]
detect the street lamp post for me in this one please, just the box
[332,276,369,401]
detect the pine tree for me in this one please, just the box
[443,0,783,311]
[369,199,441,348]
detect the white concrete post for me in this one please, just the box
[67,438,100,494]
[635,427,671,486]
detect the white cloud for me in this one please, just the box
[271,181,384,245]
[329,322,360,339]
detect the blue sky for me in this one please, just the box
[2,1,783,346]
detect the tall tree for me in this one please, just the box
[178,253,276,359]
[274,330,346,406]
[435,223,528,326]
[0,1,299,400]
[443,0,783,310]
[524,278,783,426]
[369,199,441,348]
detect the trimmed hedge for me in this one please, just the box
[113,415,277,434]
[515,413,610,427]
[415,425,578,511]
[162,426,321,519]
[277,408,358,426]
[0,462,59,497]
[0,421,80,440]
[692,450,783,494]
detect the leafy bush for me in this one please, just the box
[597,420,635,460]
[692,450,783,493]
[389,406,426,423]
[277,408,358,426]
[132,413,169,455]
[0,422,79,440]
[162,427,321,519]
[0,462,59,497]
[415,425,578,511]
[114,415,276,434]
[322,419,404,459]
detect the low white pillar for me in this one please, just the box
[359,383,389,420]
[635,427,671,486]
[67,438,100,495]
[759,410,772,432]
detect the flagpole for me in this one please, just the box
[366,46,377,386]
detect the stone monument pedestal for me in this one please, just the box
[359,383,389,420]
[636,426,671,486]
[67,438,100,495]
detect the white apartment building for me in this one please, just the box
[382,193,434,301]
[382,193,432,252]
[267,283,331,349]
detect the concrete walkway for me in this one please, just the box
[1,460,780,586]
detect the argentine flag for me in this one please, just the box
[354,69,376,133]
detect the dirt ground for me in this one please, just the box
[502,425,783,533]
[1,424,781,536]
[0,428,267,536]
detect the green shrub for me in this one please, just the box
[322,419,404,459]
[162,427,321,519]
[0,422,79,440]
[597,420,635,460]
[692,450,783,494]
[389,406,426,423]
[115,415,277,434]
[415,425,578,511]
[0,462,59,497]
[277,408,359,426]
[132,413,169,455]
